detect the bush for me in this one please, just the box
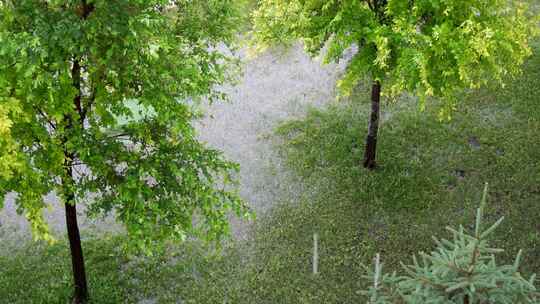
[363,184,539,303]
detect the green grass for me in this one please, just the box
[2,44,540,304]
[0,236,248,303]
[0,236,128,303]
[243,43,540,302]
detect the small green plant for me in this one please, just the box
[363,184,539,303]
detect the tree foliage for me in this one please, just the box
[252,0,537,116]
[0,99,22,192]
[0,0,249,251]
[363,185,539,303]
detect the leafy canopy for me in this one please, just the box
[253,0,537,116]
[0,0,249,250]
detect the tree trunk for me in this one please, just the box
[64,19,89,302]
[61,2,93,303]
[64,163,88,304]
[65,62,88,303]
[65,193,89,304]
[363,81,381,170]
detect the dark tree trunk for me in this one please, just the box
[64,56,88,302]
[64,164,88,304]
[363,81,381,170]
[64,7,90,297]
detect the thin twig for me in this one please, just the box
[34,106,57,131]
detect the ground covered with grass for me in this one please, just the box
[0,236,248,303]
[245,44,540,302]
[2,44,540,304]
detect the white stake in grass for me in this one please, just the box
[313,233,319,275]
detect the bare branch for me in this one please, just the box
[34,106,57,131]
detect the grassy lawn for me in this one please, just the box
[0,236,248,303]
[246,42,540,302]
[245,44,540,302]
[2,43,540,304]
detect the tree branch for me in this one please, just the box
[0,61,17,70]
[366,0,375,11]
[106,132,131,140]
[77,0,94,19]
[34,106,57,131]
[80,74,101,121]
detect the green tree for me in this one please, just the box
[252,0,536,169]
[0,1,248,302]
